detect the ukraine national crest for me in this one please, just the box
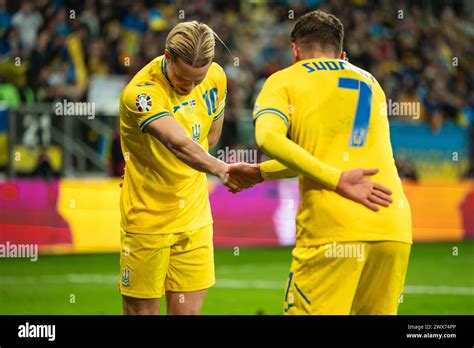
[135,93,152,112]
[192,123,201,141]
[121,268,131,287]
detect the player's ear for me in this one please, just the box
[340,51,347,61]
[164,49,171,61]
[292,43,299,63]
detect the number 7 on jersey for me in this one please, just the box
[338,77,373,147]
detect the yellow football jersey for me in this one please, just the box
[254,58,412,245]
[119,55,226,234]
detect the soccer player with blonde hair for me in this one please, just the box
[119,21,239,315]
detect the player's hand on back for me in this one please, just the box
[335,168,393,211]
[225,162,264,193]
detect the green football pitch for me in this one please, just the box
[0,241,472,315]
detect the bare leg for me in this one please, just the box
[122,295,161,315]
[166,289,208,315]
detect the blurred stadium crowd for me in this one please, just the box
[0,0,473,174]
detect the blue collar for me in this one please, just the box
[161,57,175,89]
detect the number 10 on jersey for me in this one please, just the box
[203,88,218,116]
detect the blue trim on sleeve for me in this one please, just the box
[139,111,171,132]
[254,108,289,127]
[213,108,225,121]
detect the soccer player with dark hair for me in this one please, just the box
[253,10,412,314]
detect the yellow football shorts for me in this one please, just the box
[283,241,411,315]
[119,224,215,299]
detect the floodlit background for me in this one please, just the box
[0,0,473,314]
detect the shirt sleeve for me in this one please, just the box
[260,159,298,180]
[211,64,227,122]
[253,73,291,129]
[122,82,172,133]
[254,73,342,190]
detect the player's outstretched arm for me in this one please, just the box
[255,115,392,211]
[259,159,298,179]
[145,116,247,192]
[225,160,296,193]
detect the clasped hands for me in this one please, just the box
[220,162,264,193]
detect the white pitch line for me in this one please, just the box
[215,280,474,295]
[215,279,282,289]
[0,274,473,295]
[404,285,474,296]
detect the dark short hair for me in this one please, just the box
[290,10,344,55]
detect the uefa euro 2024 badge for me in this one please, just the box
[135,93,152,112]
